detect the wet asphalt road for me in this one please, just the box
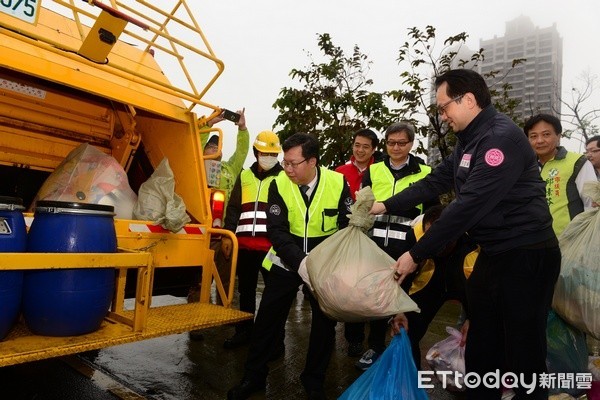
[0,285,466,400]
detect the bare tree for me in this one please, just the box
[559,70,600,144]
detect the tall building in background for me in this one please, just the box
[478,16,563,121]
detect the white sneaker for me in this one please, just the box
[354,349,380,371]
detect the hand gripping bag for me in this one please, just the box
[339,329,428,400]
[306,186,419,322]
[552,181,600,340]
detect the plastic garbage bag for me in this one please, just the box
[425,326,466,391]
[546,310,588,396]
[132,158,191,232]
[339,329,428,400]
[306,187,419,322]
[34,143,137,219]
[552,181,600,340]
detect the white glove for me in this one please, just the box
[297,256,314,292]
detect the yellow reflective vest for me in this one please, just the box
[263,167,345,271]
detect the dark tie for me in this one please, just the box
[299,185,309,202]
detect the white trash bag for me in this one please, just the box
[133,158,191,232]
[426,326,466,391]
[552,181,600,340]
[306,186,419,322]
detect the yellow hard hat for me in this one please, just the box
[253,131,282,153]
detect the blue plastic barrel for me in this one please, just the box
[23,201,117,336]
[0,197,26,340]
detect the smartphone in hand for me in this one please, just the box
[221,109,241,123]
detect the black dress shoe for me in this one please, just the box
[227,378,265,400]
[223,330,251,349]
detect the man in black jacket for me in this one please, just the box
[371,69,560,399]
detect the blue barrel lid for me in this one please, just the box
[35,200,115,215]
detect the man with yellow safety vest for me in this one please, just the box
[524,113,596,236]
[353,121,433,371]
[227,133,353,400]
[221,131,284,349]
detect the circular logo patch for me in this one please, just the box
[484,148,504,167]
[269,204,281,215]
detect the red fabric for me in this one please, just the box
[335,156,374,200]
[589,381,600,400]
[238,236,272,252]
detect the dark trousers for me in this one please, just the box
[406,283,466,369]
[344,319,388,354]
[244,267,337,391]
[236,249,268,331]
[465,243,560,400]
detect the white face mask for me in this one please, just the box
[258,155,278,171]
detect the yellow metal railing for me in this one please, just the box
[1,0,223,113]
[0,251,153,332]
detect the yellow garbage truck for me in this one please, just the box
[0,0,250,366]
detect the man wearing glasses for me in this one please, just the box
[352,122,432,371]
[371,69,560,399]
[228,133,352,400]
[586,135,600,181]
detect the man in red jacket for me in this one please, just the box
[335,128,379,199]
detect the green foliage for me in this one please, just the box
[388,26,523,165]
[272,28,524,168]
[272,33,395,168]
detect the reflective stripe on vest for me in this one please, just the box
[372,228,406,241]
[235,169,278,237]
[373,214,412,225]
[263,247,287,271]
[369,161,430,246]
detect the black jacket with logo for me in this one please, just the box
[383,106,555,260]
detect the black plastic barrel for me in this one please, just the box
[23,201,117,336]
[0,197,26,340]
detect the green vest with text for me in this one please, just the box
[540,151,585,236]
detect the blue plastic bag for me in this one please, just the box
[339,329,428,400]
